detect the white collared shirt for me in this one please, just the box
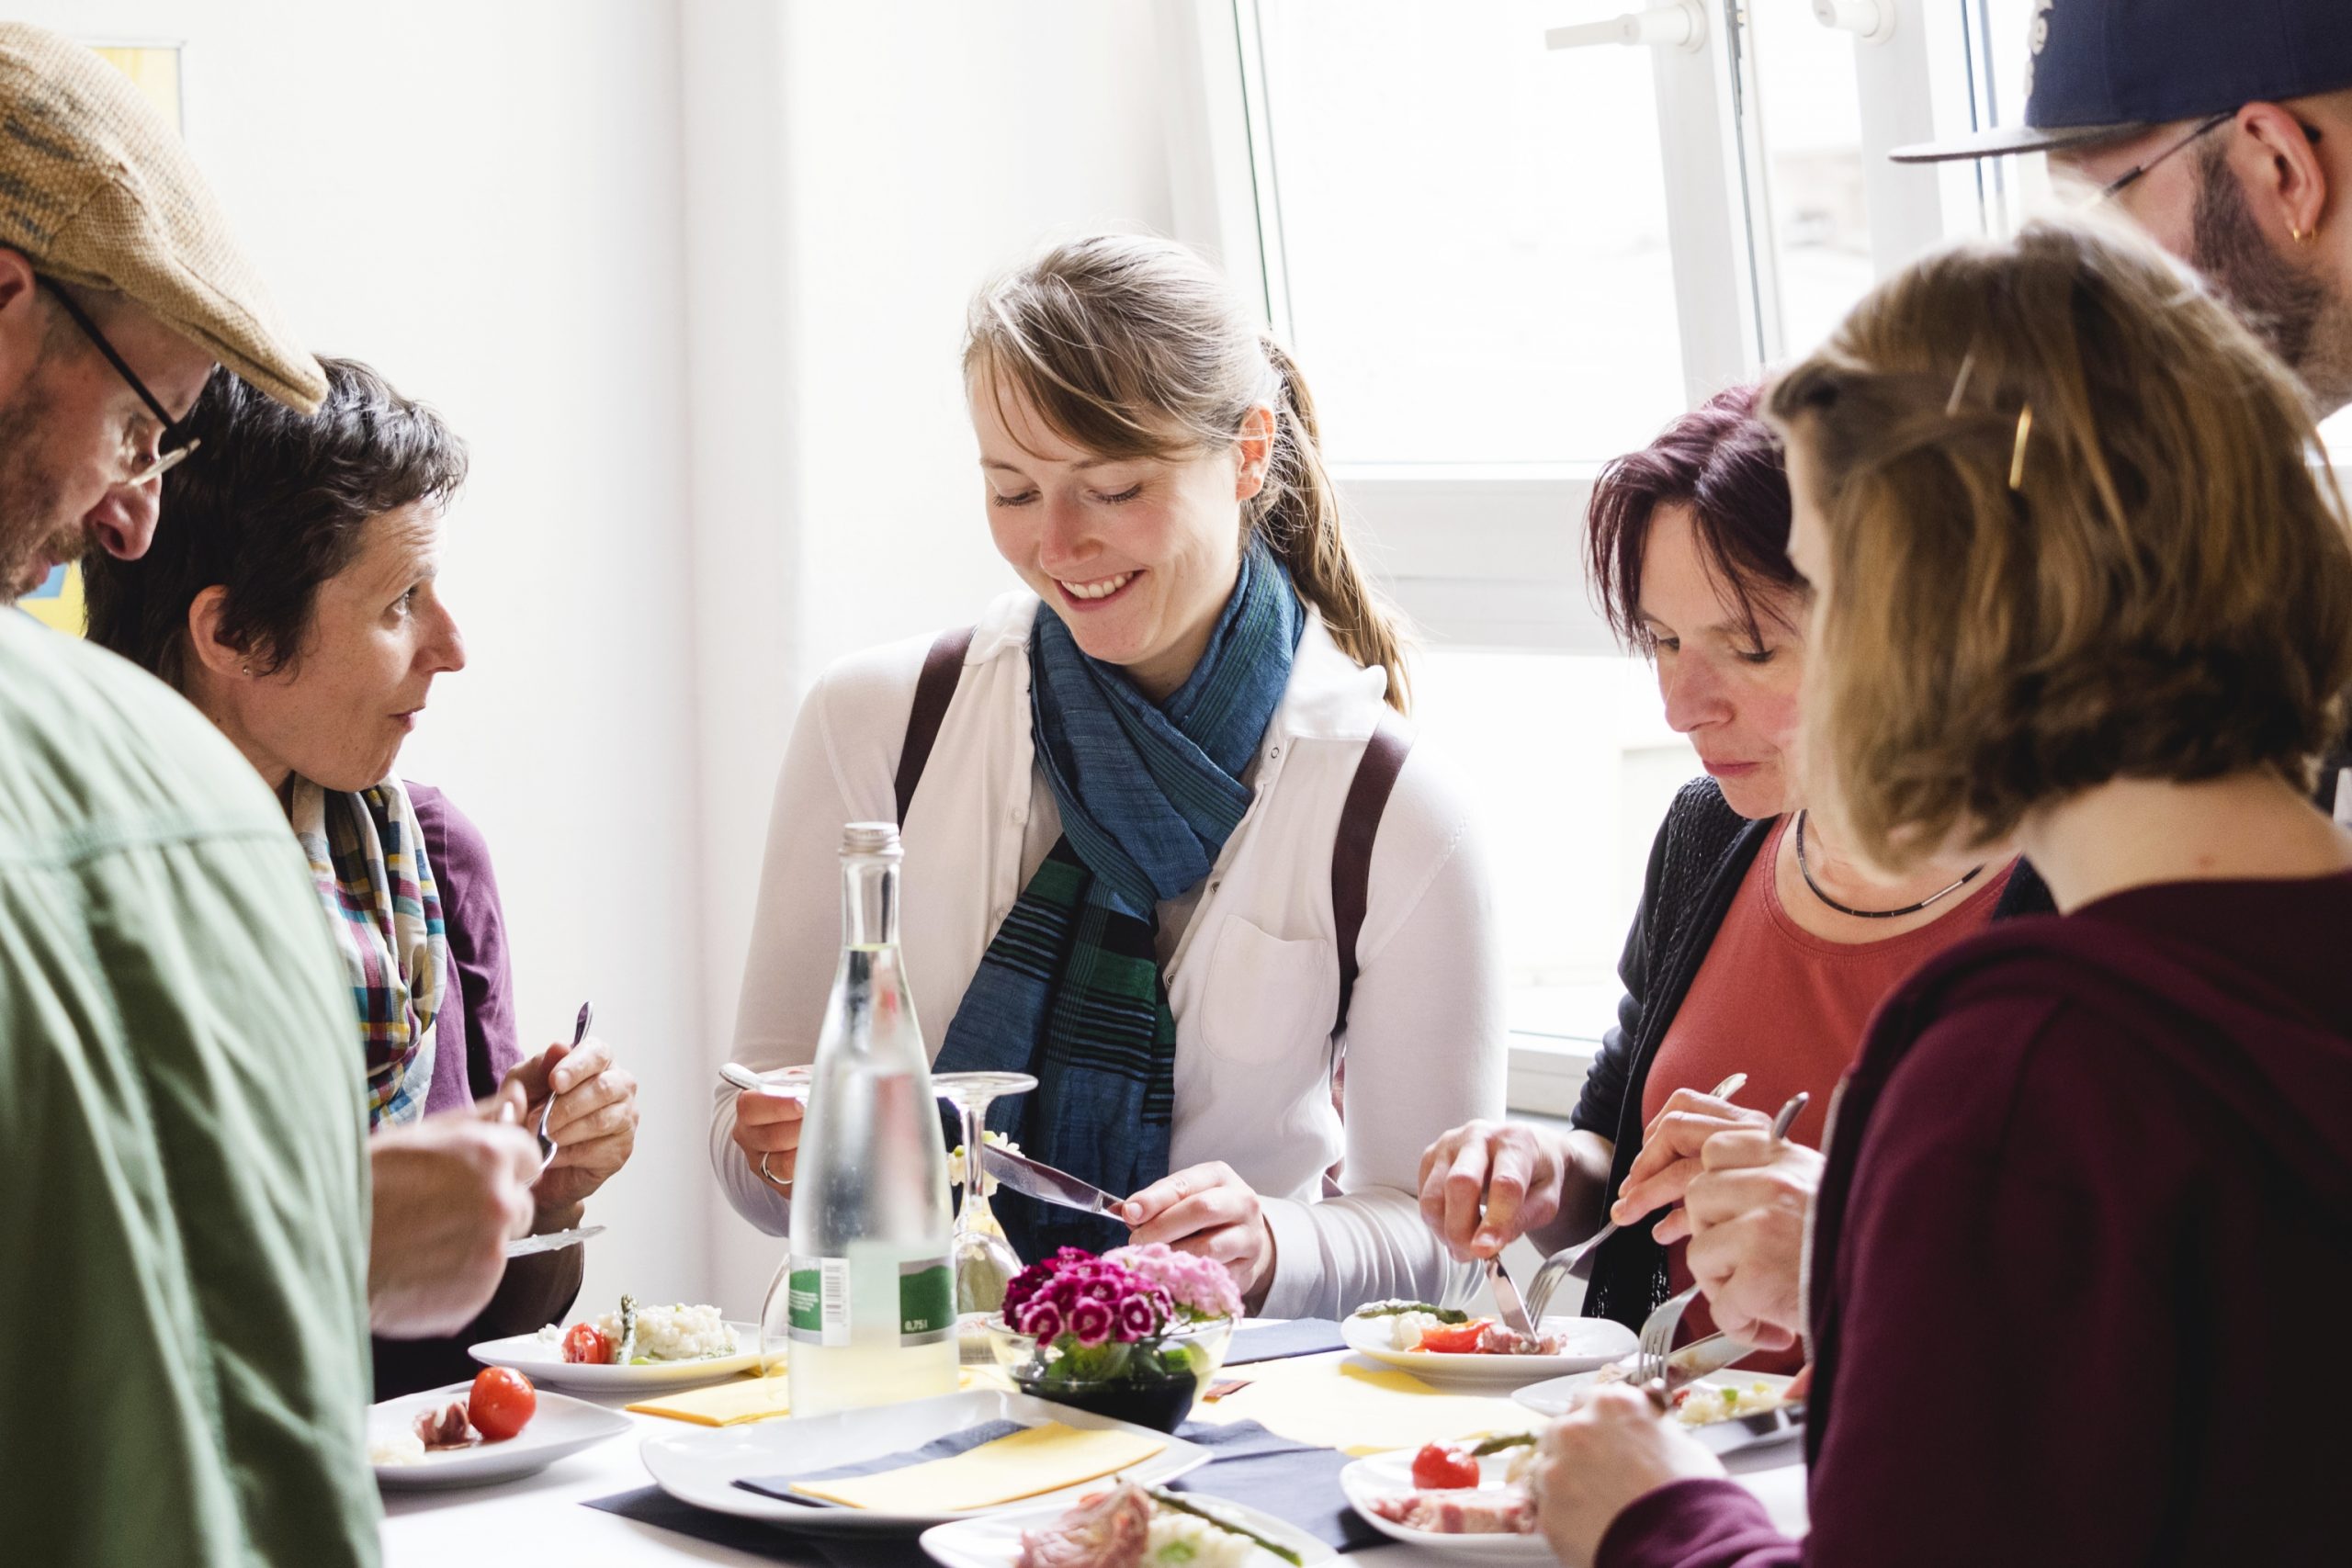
[711,591,1503,1317]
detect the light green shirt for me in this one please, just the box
[0,610,379,1566]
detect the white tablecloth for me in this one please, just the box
[380,1389,1809,1565]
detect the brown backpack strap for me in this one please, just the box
[1330,712,1411,1039]
[894,626,975,826]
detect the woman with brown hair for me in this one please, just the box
[714,234,1503,1316]
[1532,219,2352,1566]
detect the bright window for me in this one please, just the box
[1249,0,1686,465]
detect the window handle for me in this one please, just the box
[1810,0,1896,45]
[1544,1,1705,54]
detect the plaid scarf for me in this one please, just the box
[289,773,447,1129]
[934,540,1304,1258]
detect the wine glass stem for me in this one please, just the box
[959,1093,989,1232]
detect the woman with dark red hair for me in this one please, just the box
[1418,388,2047,1356]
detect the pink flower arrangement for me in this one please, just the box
[1003,1250,1176,1348]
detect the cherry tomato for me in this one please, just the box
[1415,1319,1491,1355]
[561,1323,610,1365]
[1410,1441,1481,1491]
[468,1367,537,1442]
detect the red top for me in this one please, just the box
[1641,817,2010,1362]
[1599,870,2352,1568]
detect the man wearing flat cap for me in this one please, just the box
[1896,0,2352,416]
[0,26,522,1567]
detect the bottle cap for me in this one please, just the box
[842,821,903,859]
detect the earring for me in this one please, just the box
[240,661,252,675]
[2291,225,2316,244]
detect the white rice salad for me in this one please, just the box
[599,1301,735,1361]
[537,1299,736,1362]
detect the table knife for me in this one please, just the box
[504,1224,605,1258]
[1487,1257,1538,1339]
[978,1143,1126,1219]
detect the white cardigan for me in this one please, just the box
[712,590,1503,1318]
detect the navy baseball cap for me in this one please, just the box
[1891,0,2352,164]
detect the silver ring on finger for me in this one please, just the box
[760,1153,794,1191]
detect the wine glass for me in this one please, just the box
[932,1069,1037,1353]
[729,1065,812,1377]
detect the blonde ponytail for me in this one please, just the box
[1257,338,1411,712]
[965,234,1412,713]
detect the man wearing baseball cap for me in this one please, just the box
[1894,0,2352,415]
[0,26,526,1566]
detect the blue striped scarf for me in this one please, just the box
[934,540,1304,1258]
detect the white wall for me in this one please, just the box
[52,0,1216,1324]
[49,0,707,1319]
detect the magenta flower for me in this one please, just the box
[1069,1298,1114,1348]
[1018,1298,1065,1342]
[1115,1295,1159,1342]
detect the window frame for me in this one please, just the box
[1205,2,2013,654]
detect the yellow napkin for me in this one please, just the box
[629,1364,1009,1427]
[789,1421,1165,1511]
[1190,1350,1541,1455]
[628,1371,796,1427]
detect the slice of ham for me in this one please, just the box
[1368,1486,1538,1535]
[413,1400,480,1452]
[1016,1481,1155,1568]
[1475,1321,1568,1356]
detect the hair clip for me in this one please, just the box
[1945,349,1978,416]
[2007,403,2034,492]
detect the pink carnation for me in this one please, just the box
[1103,1242,1244,1321]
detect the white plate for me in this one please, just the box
[640,1387,1213,1536]
[368,1380,632,1490]
[922,1493,1336,1568]
[1339,1449,1553,1560]
[1512,1369,1803,1456]
[468,1320,765,1392]
[1339,1312,1637,1384]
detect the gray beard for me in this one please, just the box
[2189,142,2352,417]
[0,379,78,604]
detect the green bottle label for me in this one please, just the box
[899,1259,953,1347]
[789,1256,952,1347]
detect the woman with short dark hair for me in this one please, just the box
[1418,386,2045,1354]
[85,358,640,1396]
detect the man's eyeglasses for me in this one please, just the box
[2094,111,2324,205]
[39,276,199,486]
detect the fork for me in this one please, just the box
[536,1001,594,1171]
[1633,1089,1807,1406]
[1524,1071,1750,1323]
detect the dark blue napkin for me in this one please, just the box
[735,1417,1030,1507]
[585,1486,914,1564]
[1223,1319,1349,1366]
[1169,1420,1385,1552]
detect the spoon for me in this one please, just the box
[537,1001,593,1170]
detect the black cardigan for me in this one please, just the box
[1567,776,2055,1330]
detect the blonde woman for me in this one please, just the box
[1532,220,2352,1566]
[714,236,1502,1316]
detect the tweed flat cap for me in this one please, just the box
[0,24,322,412]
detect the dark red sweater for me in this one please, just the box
[1600,872,2352,1568]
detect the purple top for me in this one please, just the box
[1600,872,2352,1568]
[411,782,521,1113]
[372,782,580,1398]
